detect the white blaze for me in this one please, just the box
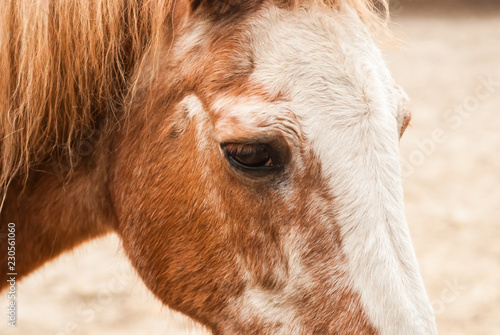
[245,4,438,335]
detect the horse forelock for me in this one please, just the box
[0,0,176,200]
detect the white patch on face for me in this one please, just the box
[234,288,303,335]
[211,96,276,138]
[174,20,209,56]
[180,94,212,150]
[236,4,438,335]
[227,227,316,334]
[211,96,303,144]
[182,94,205,118]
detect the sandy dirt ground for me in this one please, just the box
[1,11,499,335]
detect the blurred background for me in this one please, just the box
[387,1,500,334]
[1,1,499,334]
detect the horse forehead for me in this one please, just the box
[183,4,400,141]
[244,5,398,121]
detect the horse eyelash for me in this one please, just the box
[223,143,264,156]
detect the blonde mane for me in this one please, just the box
[0,0,388,197]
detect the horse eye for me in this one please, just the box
[222,143,274,171]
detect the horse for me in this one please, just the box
[0,0,438,333]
